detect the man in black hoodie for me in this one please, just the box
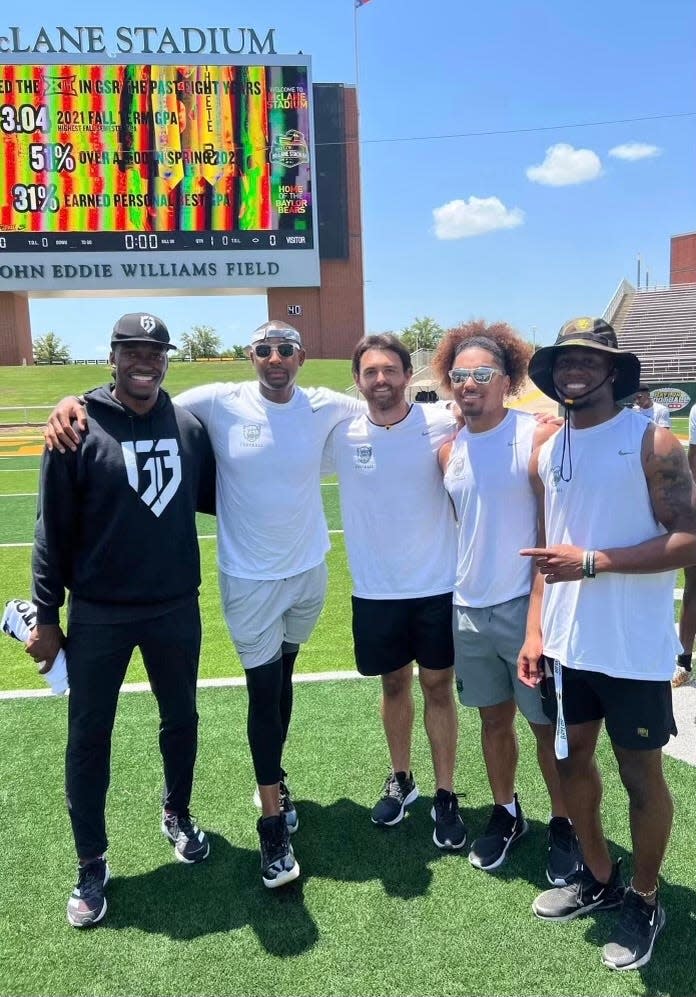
[28,313,216,929]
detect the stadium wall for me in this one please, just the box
[267,85,364,358]
[0,293,32,366]
[671,232,696,285]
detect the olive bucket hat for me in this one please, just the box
[528,316,640,404]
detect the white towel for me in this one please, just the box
[1,599,69,695]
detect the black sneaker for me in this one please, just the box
[161,810,210,864]
[546,816,582,886]
[431,789,468,850]
[257,815,300,889]
[601,889,666,971]
[533,860,625,921]
[469,794,528,871]
[253,769,299,834]
[371,770,419,826]
[66,857,110,928]
[279,775,299,834]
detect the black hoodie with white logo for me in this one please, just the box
[32,385,216,624]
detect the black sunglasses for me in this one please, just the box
[253,342,299,358]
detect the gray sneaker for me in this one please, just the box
[533,860,624,921]
[602,890,666,971]
[66,857,110,928]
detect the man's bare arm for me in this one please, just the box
[44,397,87,452]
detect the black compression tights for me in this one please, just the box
[245,642,299,785]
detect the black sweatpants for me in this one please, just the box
[64,598,201,859]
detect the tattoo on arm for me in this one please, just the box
[646,440,696,532]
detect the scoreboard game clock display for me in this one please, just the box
[0,56,320,292]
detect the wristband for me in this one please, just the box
[582,550,596,578]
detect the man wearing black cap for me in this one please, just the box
[42,318,362,890]
[518,316,696,971]
[29,313,216,928]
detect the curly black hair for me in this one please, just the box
[431,319,532,397]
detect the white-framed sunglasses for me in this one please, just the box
[448,366,504,385]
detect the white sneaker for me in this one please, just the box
[672,665,694,689]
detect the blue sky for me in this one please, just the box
[10,0,696,357]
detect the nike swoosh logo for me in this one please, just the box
[421,430,433,436]
[591,890,604,901]
[618,449,635,455]
[508,440,519,446]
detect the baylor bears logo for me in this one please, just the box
[121,439,182,517]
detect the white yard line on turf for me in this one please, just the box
[0,669,368,701]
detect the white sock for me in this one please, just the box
[502,800,516,817]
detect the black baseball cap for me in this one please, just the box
[111,312,177,351]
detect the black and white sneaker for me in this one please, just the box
[257,815,300,889]
[469,794,528,871]
[161,811,210,864]
[66,857,110,928]
[371,770,419,826]
[431,789,468,850]
[533,860,625,921]
[279,775,299,834]
[253,769,299,833]
[546,816,582,886]
[602,889,666,971]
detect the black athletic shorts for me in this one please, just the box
[351,593,454,677]
[540,657,677,751]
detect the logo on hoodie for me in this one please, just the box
[121,439,181,517]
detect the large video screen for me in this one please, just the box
[0,58,319,292]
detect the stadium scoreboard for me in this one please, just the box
[0,55,320,293]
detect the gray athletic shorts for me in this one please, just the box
[453,595,549,725]
[219,562,328,669]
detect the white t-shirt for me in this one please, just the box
[443,409,538,608]
[174,382,362,579]
[323,404,457,599]
[688,403,696,444]
[633,401,672,428]
[537,408,679,680]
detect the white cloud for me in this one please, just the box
[609,142,662,161]
[526,143,602,186]
[432,196,524,240]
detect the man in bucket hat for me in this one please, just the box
[517,316,696,971]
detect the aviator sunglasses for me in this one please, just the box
[448,366,504,385]
[253,342,300,358]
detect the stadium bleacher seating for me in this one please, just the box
[608,282,696,383]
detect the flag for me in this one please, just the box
[355,0,372,7]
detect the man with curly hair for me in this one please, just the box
[435,320,579,886]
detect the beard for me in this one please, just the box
[364,386,398,410]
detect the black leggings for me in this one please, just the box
[245,642,299,784]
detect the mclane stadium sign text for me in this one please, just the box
[0,25,277,56]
